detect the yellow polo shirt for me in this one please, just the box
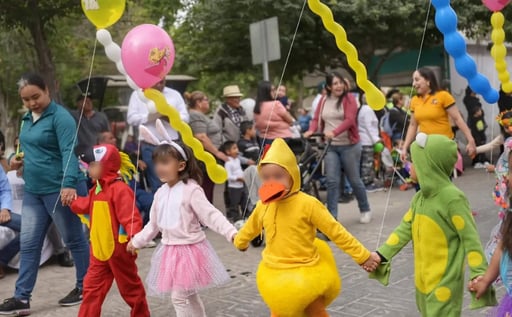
[410,90,455,139]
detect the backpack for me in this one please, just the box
[380,108,397,137]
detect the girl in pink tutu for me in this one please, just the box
[127,121,237,317]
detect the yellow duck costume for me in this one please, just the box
[234,138,371,317]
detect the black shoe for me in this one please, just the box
[0,297,30,316]
[338,193,354,204]
[57,251,74,267]
[58,288,82,307]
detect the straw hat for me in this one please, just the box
[222,85,243,98]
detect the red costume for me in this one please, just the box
[71,144,150,317]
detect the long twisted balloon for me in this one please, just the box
[491,12,512,93]
[432,0,499,103]
[307,0,385,110]
[144,89,228,184]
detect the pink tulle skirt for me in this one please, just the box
[489,293,512,317]
[145,239,230,297]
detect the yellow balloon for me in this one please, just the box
[81,0,126,29]
[144,89,228,184]
[307,0,385,110]
[490,12,512,92]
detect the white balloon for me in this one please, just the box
[96,29,112,46]
[116,62,126,75]
[105,44,121,62]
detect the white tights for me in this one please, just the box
[171,290,206,317]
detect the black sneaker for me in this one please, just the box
[57,251,74,267]
[0,297,30,316]
[58,288,82,306]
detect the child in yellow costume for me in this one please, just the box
[234,138,380,317]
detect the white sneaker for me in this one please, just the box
[474,162,485,169]
[359,212,372,224]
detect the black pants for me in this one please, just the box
[227,186,248,221]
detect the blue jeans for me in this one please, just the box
[325,143,370,218]
[141,143,162,193]
[0,212,21,266]
[14,181,89,300]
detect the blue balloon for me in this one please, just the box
[469,74,490,93]
[432,0,498,104]
[435,7,457,34]
[444,33,466,57]
[483,89,500,104]
[432,0,450,6]
[454,55,477,78]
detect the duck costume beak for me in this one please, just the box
[258,180,288,204]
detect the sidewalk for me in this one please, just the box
[0,168,501,316]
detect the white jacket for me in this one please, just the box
[357,104,380,146]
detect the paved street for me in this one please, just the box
[0,168,503,316]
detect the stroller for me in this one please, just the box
[286,134,331,200]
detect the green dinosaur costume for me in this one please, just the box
[371,133,496,316]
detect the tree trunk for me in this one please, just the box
[27,17,60,103]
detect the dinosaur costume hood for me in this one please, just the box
[258,138,301,195]
[410,133,457,197]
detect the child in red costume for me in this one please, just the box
[70,144,150,317]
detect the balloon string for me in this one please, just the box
[375,0,432,249]
[129,132,143,238]
[240,0,308,220]
[52,37,98,213]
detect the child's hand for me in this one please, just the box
[468,276,489,299]
[126,241,138,255]
[361,252,381,272]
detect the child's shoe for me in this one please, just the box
[359,212,372,224]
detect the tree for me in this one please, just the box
[170,0,509,99]
[0,1,81,100]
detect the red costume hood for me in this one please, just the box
[93,144,121,183]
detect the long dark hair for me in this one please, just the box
[416,67,440,94]
[326,72,347,110]
[253,81,274,114]
[502,210,512,255]
[152,142,203,185]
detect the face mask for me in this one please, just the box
[258,180,288,204]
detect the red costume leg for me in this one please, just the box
[305,297,329,317]
[109,243,150,317]
[78,255,114,317]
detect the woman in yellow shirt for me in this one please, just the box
[401,67,476,160]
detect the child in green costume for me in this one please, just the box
[371,133,496,316]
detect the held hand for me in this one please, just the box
[247,159,256,166]
[60,188,77,206]
[237,177,245,183]
[468,276,489,299]
[217,152,229,163]
[466,141,477,158]
[126,241,138,255]
[361,252,381,272]
[0,209,11,224]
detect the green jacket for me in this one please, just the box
[20,101,79,194]
[372,134,496,316]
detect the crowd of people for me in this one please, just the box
[1,67,512,317]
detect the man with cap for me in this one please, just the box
[127,77,189,193]
[71,93,110,150]
[214,85,249,143]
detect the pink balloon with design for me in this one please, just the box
[121,24,175,89]
[482,0,511,11]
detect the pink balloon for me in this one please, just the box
[482,0,511,11]
[121,24,175,89]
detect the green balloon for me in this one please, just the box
[374,142,384,153]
